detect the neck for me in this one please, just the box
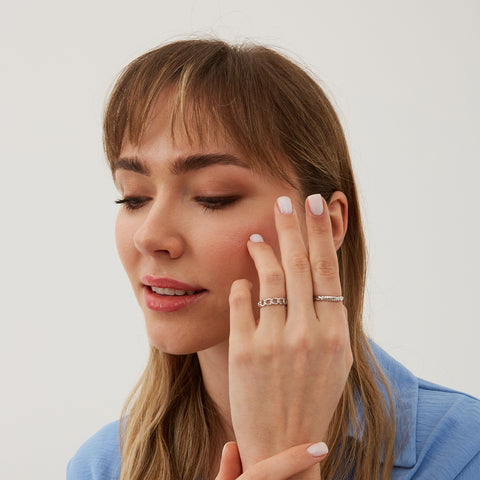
[197,340,236,442]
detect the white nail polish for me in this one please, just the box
[307,442,329,457]
[277,196,293,214]
[307,194,324,216]
[250,234,264,242]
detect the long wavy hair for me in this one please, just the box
[103,39,396,480]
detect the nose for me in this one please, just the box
[133,201,185,259]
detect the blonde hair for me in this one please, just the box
[104,39,396,480]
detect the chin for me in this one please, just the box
[148,338,224,356]
[145,320,229,355]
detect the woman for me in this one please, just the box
[67,39,480,479]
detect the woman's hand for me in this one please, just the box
[228,193,352,476]
[215,441,329,480]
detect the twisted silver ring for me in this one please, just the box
[258,297,288,307]
[314,295,344,302]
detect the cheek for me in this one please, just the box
[115,214,136,272]
[199,211,279,284]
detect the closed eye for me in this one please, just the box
[115,196,150,211]
[195,195,241,212]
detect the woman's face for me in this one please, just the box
[114,98,304,354]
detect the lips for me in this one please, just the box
[150,286,197,296]
[141,275,207,312]
[142,274,204,291]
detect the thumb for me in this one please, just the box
[215,442,243,480]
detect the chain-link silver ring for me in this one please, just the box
[258,297,288,307]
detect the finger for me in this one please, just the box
[305,194,344,320]
[238,442,328,480]
[229,279,256,341]
[215,442,243,480]
[247,234,287,329]
[274,196,314,320]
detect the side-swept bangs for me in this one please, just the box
[108,39,397,480]
[103,39,345,199]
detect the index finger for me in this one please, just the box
[239,442,327,480]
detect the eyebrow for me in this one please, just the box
[113,153,249,176]
[113,157,150,176]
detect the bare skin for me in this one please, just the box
[215,441,329,480]
[115,94,352,479]
[226,194,351,479]
[200,194,351,479]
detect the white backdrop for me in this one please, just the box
[1,1,479,478]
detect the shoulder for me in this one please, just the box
[413,378,480,478]
[371,343,480,479]
[67,420,121,480]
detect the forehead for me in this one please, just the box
[114,90,299,191]
[115,97,260,182]
[118,91,242,163]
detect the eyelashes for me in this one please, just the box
[195,195,241,212]
[114,196,149,211]
[114,195,241,213]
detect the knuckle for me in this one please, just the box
[257,337,280,359]
[287,330,314,354]
[229,288,249,308]
[310,217,330,234]
[281,219,299,232]
[311,258,338,278]
[284,330,320,365]
[261,267,284,286]
[287,253,310,274]
[322,328,347,355]
[230,344,253,366]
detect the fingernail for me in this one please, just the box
[250,234,264,242]
[307,194,324,216]
[222,441,236,457]
[277,196,293,214]
[307,442,329,457]
[222,443,227,457]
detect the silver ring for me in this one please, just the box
[258,297,288,307]
[314,295,344,302]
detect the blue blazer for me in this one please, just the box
[67,343,480,479]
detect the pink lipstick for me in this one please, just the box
[141,275,207,313]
